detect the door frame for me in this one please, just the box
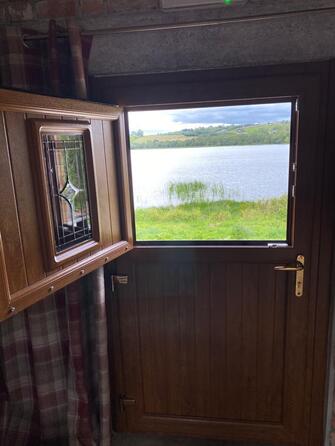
[93,61,335,445]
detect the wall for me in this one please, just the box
[0,0,159,22]
[1,1,335,76]
[1,1,335,445]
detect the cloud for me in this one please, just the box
[170,103,292,126]
[128,102,292,135]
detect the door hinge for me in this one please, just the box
[111,275,128,292]
[119,394,136,413]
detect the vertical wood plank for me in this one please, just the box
[115,114,134,245]
[194,262,211,417]
[163,263,182,415]
[241,264,259,420]
[91,119,113,248]
[256,264,278,421]
[116,256,143,430]
[178,264,196,416]
[209,263,229,418]
[270,271,287,422]
[225,263,243,419]
[5,112,45,285]
[0,112,27,293]
[137,263,168,414]
[103,120,122,243]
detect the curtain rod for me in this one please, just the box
[23,5,335,41]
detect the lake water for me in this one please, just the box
[130,144,290,208]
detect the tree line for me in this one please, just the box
[130,121,291,149]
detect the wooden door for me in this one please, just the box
[106,63,333,446]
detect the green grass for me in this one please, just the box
[135,196,288,241]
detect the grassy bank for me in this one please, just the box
[135,196,288,241]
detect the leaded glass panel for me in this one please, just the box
[42,133,93,252]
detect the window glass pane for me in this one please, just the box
[42,133,93,252]
[129,102,293,243]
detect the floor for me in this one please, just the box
[112,433,273,446]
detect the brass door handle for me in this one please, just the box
[274,255,304,298]
[274,263,304,272]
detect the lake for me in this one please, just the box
[130,144,290,208]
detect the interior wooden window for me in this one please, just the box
[29,121,100,269]
[128,100,297,245]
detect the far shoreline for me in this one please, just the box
[130,143,290,150]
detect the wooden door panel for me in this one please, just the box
[117,260,289,424]
[114,253,307,444]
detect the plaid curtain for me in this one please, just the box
[0,26,111,446]
[0,25,92,97]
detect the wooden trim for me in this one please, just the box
[0,231,11,320]
[0,88,121,120]
[28,120,102,270]
[0,240,132,321]
[307,60,335,446]
[114,115,134,245]
[91,61,329,106]
[133,415,293,445]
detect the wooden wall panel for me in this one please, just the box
[0,112,27,293]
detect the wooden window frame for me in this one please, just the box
[126,97,298,247]
[28,120,101,271]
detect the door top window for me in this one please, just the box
[128,101,296,246]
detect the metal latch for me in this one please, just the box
[119,394,136,413]
[111,275,128,292]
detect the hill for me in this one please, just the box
[130,121,290,149]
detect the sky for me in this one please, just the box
[128,102,292,135]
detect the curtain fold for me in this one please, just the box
[0,25,111,446]
[0,26,48,94]
[0,25,92,97]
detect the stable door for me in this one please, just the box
[107,64,333,446]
